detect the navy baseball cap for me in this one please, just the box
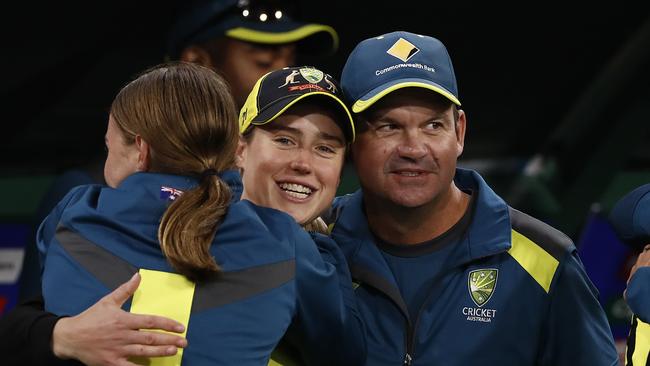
[609,184,650,250]
[167,0,338,59]
[239,66,355,142]
[341,31,460,113]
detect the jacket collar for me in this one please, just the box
[116,169,242,201]
[454,168,512,259]
[332,168,512,269]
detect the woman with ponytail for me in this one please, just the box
[35,63,364,366]
[105,61,239,282]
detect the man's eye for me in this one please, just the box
[376,124,398,132]
[316,145,335,154]
[426,122,443,130]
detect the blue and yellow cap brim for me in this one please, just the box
[239,73,355,142]
[226,24,339,51]
[352,78,461,113]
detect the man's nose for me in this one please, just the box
[259,44,296,70]
[397,131,427,159]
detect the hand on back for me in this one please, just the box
[52,273,187,366]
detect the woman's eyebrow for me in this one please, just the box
[317,131,345,146]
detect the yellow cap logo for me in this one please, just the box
[386,38,419,62]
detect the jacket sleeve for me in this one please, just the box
[1,187,92,365]
[0,295,81,366]
[287,230,366,366]
[540,251,619,366]
[626,315,650,365]
[36,185,89,269]
[627,267,650,323]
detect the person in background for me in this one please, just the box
[609,183,650,365]
[168,0,338,108]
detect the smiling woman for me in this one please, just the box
[238,102,348,224]
[237,66,356,225]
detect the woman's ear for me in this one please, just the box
[134,135,150,171]
[235,136,247,170]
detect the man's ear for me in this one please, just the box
[455,109,467,158]
[134,135,150,171]
[180,46,215,69]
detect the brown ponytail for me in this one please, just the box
[159,175,231,280]
[110,62,239,281]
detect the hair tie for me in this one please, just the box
[200,169,219,180]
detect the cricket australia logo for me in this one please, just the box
[462,269,498,323]
[299,67,324,84]
[469,269,497,307]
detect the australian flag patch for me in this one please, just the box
[160,186,184,201]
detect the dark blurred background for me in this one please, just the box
[2,2,650,226]
[1,0,650,358]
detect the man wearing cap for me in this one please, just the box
[326,31,618,365]
[167,0,338,107]
[609,184,650,365]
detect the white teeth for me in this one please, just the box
[279,183,312,195]
[285,190,309,199]
[400,172,420,176]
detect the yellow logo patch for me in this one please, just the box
[386,38,419,62]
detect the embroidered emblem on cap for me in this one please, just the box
[299,67,324,84]
[324,74,337,93]
[386,37,420,62]
[278,70,300,88]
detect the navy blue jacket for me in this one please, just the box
[627,267,650,323]
[609,183,650,320]
[608,183,650,365]
[38,172,363,366]
[326,168,618,366]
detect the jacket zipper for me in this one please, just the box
[404,318,414,365]
[403,272,452,366]
[402,320,415,366]
[403,352,413,365]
